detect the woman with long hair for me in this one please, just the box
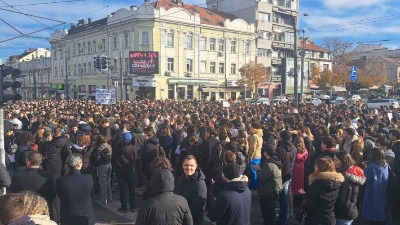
[71,133,94,174]
[304,157,344,225]
[158,126,173,159]
[291,136,308,206]
[362,147,389,225]
[334,151,366,225]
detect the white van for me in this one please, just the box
[308,90,330,100]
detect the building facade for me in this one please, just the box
[50,0,256,100]
[6,48,52,99]
[207,0,299,87]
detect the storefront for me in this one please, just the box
[132,77,156,99]
[168,78,219,100]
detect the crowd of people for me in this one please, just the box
[0,98,398,225]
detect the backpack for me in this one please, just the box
[7,138,18,155]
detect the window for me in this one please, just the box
[125,33,129,47]
[54,67,57,77]
[167,58,174,71]
[230,40,236,53]
[72,45,76,56]
[259,12,270,21]
[142,31,149,45]
[218,39,225,52]
[200,37,206,50]
[114,58,118,71]
[77,43,81,55]
[186,59,193,72]
[102,39,106,50]
[187,35,193,49]
[323,64,329,70]
[82,43,86,54]
[167,33,174,47]
[284,32,294,43]
[257,48,270,57]
[210,62,216,73]
[200,61,206,73]
[210,38,216,51]
[245,42,250,54]
[231,63,236,74]
[87,42,91,53]
[74,65,77,76]
[113,36,117,49]
[125,58,129,72]
[83,63,87,74]
[88,62,92,74]
[93,41,97,52]
[219,63,225,74]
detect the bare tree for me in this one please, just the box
[323,37,354,65]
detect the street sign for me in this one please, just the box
[350,66,357,81]
[51,84,64,90]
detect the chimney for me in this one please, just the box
[88,18,93,23]
[70,23,75,29]
[176,0,182,5]
[81,19,86,25]
[130,5,138,10]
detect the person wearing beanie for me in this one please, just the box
[112,131,137,213]
[208,163,251,225]
[253,144,282,225]
[247,122,263,190]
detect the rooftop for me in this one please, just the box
[300,37,331,53]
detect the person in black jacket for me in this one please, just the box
[10,152,57,221]
[208,163,251,225]
[304,157,344,225]
[136,168,193,225]
[112,132,137,212]
[334,151,366,225]
[56,153,94,225]
[141,128,160,181]
[174,155,207,225]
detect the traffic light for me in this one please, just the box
[0,65,22,102]
[101,56,108,71]
[94,57,100,69]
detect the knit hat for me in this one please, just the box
[222,163,240,180]
[123,132,132,142]
[280,130,291,141]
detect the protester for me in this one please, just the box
[0,191,57,225]
[136,169,193,225]
[334,151,366,225]
[362,147,389,225]
[253,144,282,225]
[174,155,207,225]
[56,153,94,225]
[291,136,308,206]
[247,122,263,190]
[208,163,251,225]
[304,157,344,225]
[93,134,113,205]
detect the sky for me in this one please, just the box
[0,0,400,60]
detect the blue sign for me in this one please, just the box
[350,66,357,81]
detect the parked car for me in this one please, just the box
[347,94,362,101]
[251,98,270,105]
[308,90,330,100]
[272,96,289,104]
[330,96,346,104]
[366,98,399,109]
[309,98,323,106]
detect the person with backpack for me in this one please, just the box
[276,130,297,225]
[247,122,263,190]
[93,134,113,205]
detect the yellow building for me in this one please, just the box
[50,0,255,100]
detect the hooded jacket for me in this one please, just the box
[94,143,112,166]
[305,171,344,225]
[276,140,296,183]
[136,169,193,225]
[174,169,207,225]
[112,140,137,177]
[248,129,263,160]
[257,156,283,197]
[341,136,363,167]
[335,166,366,220]
[142,136,160,178]
[208,176,252,225]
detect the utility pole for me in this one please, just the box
[119,37,124,100]
[300,29,305,104]
[293,16,298,107]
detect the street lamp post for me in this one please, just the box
[293,16,298,107]
[300,29,305,104]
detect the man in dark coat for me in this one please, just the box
[141,128,160,180]
[112,132,137,212]
[174,155,207,225]
[136,169,193,225]
[56,153,94,225]
[10,152,56,219]
[50,128,71,162]
[0,162,11,195]
[208,163,252,225]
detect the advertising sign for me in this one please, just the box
[132,77,156,87]
[129,51,159,74]
[95,89,116,105]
